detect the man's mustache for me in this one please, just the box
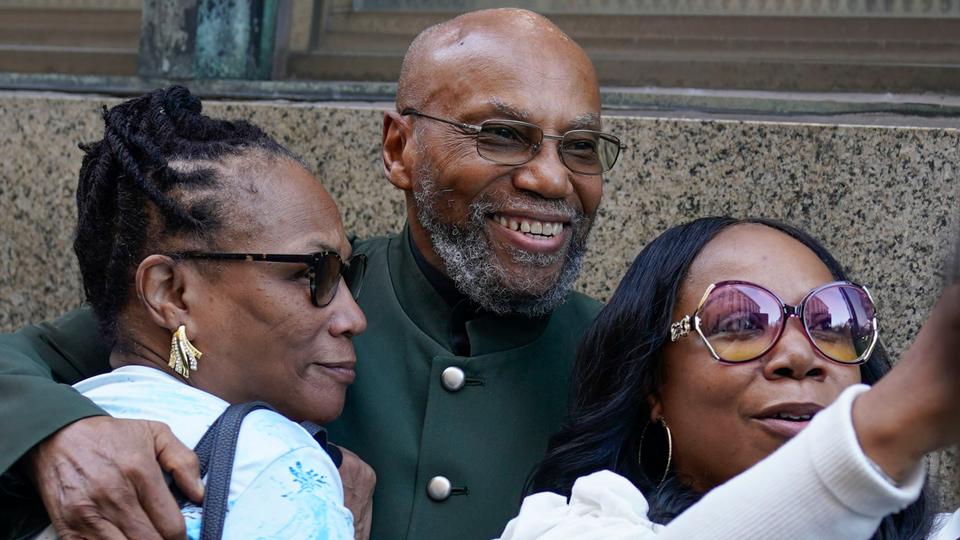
[470,193,585,225]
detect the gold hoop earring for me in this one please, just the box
[638,416,673,488]
[169,325,202,379]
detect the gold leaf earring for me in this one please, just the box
[169,325,202,379]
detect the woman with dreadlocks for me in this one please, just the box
[28,86,366,539]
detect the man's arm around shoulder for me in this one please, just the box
[1,307,205,540]
[0,307,110,473]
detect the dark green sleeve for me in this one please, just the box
[0,307,112,474]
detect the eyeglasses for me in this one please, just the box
[670,280,879,365]
[172,251,366,308]
[401,109,626,175]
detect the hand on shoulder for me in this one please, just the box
[26,415,201,540]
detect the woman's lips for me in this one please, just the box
[752,402,824,440]
[753,417,811,439]
[313,361,356,384]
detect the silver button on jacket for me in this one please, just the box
[427,475,453,501]
[441,366,466,391]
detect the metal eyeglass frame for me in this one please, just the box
[669,280,879,365]
[401,108,627,175]
[171,251,366,308]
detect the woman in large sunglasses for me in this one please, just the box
[21,86,368,539]
[501,217,960,540]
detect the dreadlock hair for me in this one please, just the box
[74,85,297,346]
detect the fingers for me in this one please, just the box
[79,500,166,540]
[336,446,377,540]
[54,507,128,540]
[137,421,195,539]
[355,498,373,540]
[26,417,189,540]
[47,463,164,540]
[152,421,204,503]
[135,463,189,540]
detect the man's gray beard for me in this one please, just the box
[412,166,592,317]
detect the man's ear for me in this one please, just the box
[646,393,664,422]
[136,254,192,332]
[382,111,414,192]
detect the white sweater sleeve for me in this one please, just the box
[498,384,924,540]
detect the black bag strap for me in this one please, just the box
[194,401,273,540]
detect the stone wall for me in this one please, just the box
[1,91,957,508]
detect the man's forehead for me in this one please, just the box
[424,29,593,86]
[429,29,587,73]
[397,9,598,115]
[406,13,600,128]
[428,10,565,49]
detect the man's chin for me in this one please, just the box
[422,207,586,316]
[489,255,566,297]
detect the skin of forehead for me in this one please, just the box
[168,152,345,253]
[680,223,836,309]
[397,9,598,116]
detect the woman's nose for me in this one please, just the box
[761,317,827,381]
[328,278,367,338]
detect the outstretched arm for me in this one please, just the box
[853,284,960,482]
[500,384,920,540]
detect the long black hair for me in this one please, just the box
[74,85,296,345]
[528,216,933,539]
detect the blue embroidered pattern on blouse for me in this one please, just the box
[288,461,328,495]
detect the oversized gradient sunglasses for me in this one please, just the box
[401,109,626,175]
[670,280,879,365]
[172,251,366,308]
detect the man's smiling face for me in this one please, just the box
[397,12,604,315]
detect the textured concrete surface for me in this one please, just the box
[1,91,957,508]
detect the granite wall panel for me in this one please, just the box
[1,91,957,508]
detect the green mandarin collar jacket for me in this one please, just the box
[327,228,601,539]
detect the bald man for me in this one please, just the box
[0,9,621,540]
[326,9,617,539]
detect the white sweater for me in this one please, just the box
[499,384,928,540]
